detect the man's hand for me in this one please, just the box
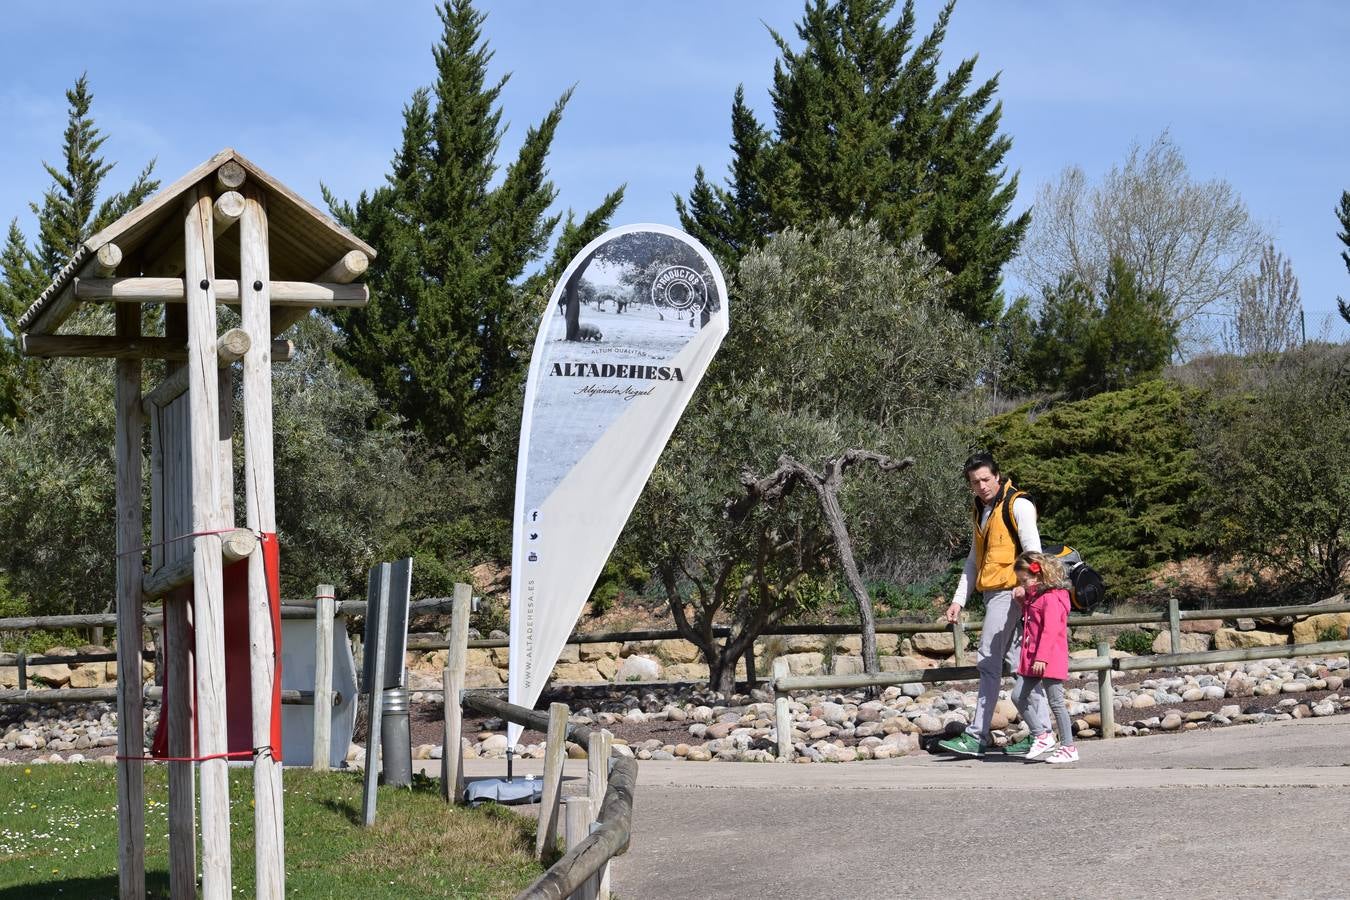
[1031,660,1045,676]
[945,601,963,624]
[1012,585,1026,601]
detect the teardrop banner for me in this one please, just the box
[508,224,729,746]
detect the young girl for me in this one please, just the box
[1012,551,1078,763]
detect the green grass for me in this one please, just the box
[0,764,544,898]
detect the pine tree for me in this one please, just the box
[677,0,1028,325]
[0,74,158,423]
[1337,189,1350,325]
[324,0,623,463]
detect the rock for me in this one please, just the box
[673,743,691,757]
[818,702,849,725]
[1131,694,1157,709]
[705,722,736,740]
[653,639,700,665]
[881,655,939,672]
[912,629,955,656]
[685,747,712,761]
[413,744,436,760]
[1325,676,1344,692]
[478,734,508,753]
[1235,618,1257,631]
[782,653,826,676]
[994,698,1019,724]
[1181,687,1206,702]
[567,743,589,760]
[28,664,72,687]
[901,683,925,698]
[1202,685,1226,700]
[1180,618,1222,634]
[783,635,827,653]
[1280,681,1309,693]
[613,655,663,682]
[1225,676,1256,698]
[1219,704,1242,718]
[1214,628,1289,650]
[831,655,865,676]
[580,642,623,662]
[68,666,105,689]
[1313,702,1337,717]
[913,715,944,734]
[663,663,710,681]
[1292,613,1350,644]
[1160,713,1183,731]
[463,666,505,689]
[1152,632,1213,654]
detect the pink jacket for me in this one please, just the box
[1019,586,1071,680]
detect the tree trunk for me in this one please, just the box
[816,487,879,677]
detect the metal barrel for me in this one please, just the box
[379,687,413,787]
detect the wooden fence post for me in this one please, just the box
[1096,641,1114,741]
[312,584,336,771]
[441,583,471,804]
[773,657,793,760]
[536,702,570,860]
[1169,597,1182,659]
[564,797,599,900]
[587,729,613,900]
[951,620,966,667]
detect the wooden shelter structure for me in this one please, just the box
[18,149,374,900]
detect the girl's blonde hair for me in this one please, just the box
[1014,551,1070,590]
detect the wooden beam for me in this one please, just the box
[312,585,336,772]
[113,303,146,899]
[216,327,250,365]
[142,529,257,599]
[216,160,246,192]
[241,181,287,897]
[23,333,294,362]
[213,191,244,233]
[141,339,293,413]
[183,185,233,900]
[75,277,369,307]
[271,250,371,335]
[96,243,123,278]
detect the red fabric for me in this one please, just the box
[149,534,283,762]
[1019,586,1071,680]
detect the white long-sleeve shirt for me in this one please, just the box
[950,495,1041,607]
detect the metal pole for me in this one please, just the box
[1096,641,1114,741]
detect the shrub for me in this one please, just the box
[1114,630,1154,654]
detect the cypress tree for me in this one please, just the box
[677,0,1028,325]
[0,74,158,423]
[324,0,623,463]
[1337,189,1350,325]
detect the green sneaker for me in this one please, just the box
[936,733,985,757]
[1003,735,1034,757]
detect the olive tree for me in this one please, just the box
[628,220,990,692]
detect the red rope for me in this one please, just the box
[118,749,255,763]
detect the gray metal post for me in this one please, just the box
[1168,597,1182,657]
[1096,640,1114,741]
[379,687,413,787]
[360,563,391,827]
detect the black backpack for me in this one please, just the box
[1001,488,1106,613]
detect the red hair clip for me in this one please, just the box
[1027,560,1041,575]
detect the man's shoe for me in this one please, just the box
[1025,732,1059,760]
[936,733,985,757]
[1003,734,1035,757]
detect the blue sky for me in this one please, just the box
[2,0,1347,339]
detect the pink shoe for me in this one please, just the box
[1045,744,1079,764]
[1025,732,1058,760]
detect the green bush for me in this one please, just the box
[984,379,1207,597]
[1114,630,1154,654]
[1318,625,1347,643]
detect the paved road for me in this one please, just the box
[467,716,1350,899]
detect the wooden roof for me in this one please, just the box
[19,148,376,335]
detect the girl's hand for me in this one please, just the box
[1031,660,1045,676]
[1012,585,1025,601]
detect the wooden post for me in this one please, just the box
[773,657,792,760]
[441,583,471,803]
[113,302,145,900]
[184,186,233,899]
[587,729,612,900]
[564,797,599,900]
[158,305,197,897]
[241,183,285,898]
[1096,641,1115,741]
[951,620,966,667]
[96,242,122,277]
[312,584,336,772]
[360,563,392,827]
[536,701,569,860]
[1169,597,1182,660]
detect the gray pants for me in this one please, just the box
[963,589,1049,741]
[1014,676,1073,745]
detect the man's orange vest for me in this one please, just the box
[972,480,1026,592]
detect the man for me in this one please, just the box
[936,452,1048,757]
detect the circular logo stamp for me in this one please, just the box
[651,265,707,311]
